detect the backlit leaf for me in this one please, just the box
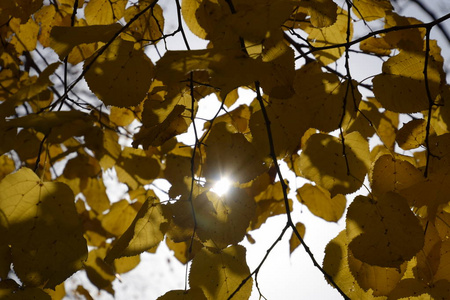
[189,245,252,300]
[0,168,87,288]
[194,188,256,249]
[323,230,376,299]
[373,50,442,113]
[84,0,127,25]
[84,38,154,107]
[370,154,424,196]
[346,194,424,268]
[301,11,352,65]
[297,184,346,222]
[396,119,427,150]
[114,147,160,190]
[105,197,168,263]
[289,222,306,254]
[50,23,122,59]
[157,288,207,300]
[297,132,370,196]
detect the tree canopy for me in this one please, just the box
[1,0,450,299]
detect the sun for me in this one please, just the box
[211,177,232,197]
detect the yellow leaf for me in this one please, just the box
[0,155,15,181]
[370,154,424,196]
[50,23,122,59]
[373,50,442,113]
[202,122,267,183]
[105,198,168,263]
[10,17,40,53]
[124,2,164,45]
[114,147,160,190]
[347,249,405,296]
[133,104,189,149]
[0,168,87,288]
[0,63,60,118]
[250,94,310,158]
[346,194,424,268]
[181,0,228,40]
[157,288,207,300]
[388,278,450,299]
[110,106,138,127]
[359,37,392,56]
[113,255,141,274]
[297,184,346,222]
[289,222,306,254]
[84,247,115,294]
[6,110,91,136]
[35,4,72,48]
[323,230,377,299]
[294,62,360,132]
[302,0,337,28]
[195,188,256,249]
[82,177,110,213]
[296,132,370,196]
[101,200,140,237]
[165,238,203,264]
[84,127,121,169]
[84,0,127,25]
[396,119,427,150]
[301,11,352,65]
[189,245,252,300]
[352,0,393,21]
[84,38,154,107]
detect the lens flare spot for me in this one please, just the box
[211,177,232,197]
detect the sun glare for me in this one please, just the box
[211,177,232,197]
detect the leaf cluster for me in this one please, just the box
[0,0,450,299]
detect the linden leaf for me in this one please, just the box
[396,119,427,150]
[84,248,115,294]
[352,0,393,21]
[370,154,424,196]
[133,104,188,149]
[124,1,164,45]
[202,122,267,183]
[294,62,360,132]
[81,177,110,214]
[360,37,392,56]
[0,155,15,181]
[300,11,352,65]
[101,200,140,237]
[347,250,405,296]
[189,245,253,300]
[297,184,346,222]
[6,111,91,135]
[114,147,160,190]
[157,288,207,300]
[250,94,310,158]
[194,188,256,249]
[289,222,306,254]
[10,18,40,53]
[84,38,153,107]
[373,50,442,113]
[302,0,337,28]
[50,23,122,59]
[323,230,377,299]
[387,278,450,299]
[105,198,168,263]
[84,0,127,25]
[0,168,87,288]
[296,132,370,196]
[346,194,424,268]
